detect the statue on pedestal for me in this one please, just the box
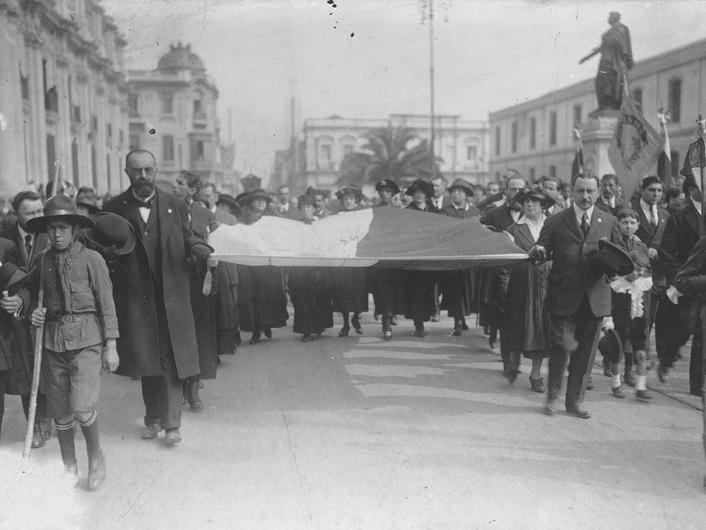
[580,12,634,112]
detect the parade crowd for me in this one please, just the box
[1,147,706,492]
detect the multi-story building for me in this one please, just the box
[0,0,129,197]
[127,42,226,189]
[489,38,706,185]
[299,114,490,190]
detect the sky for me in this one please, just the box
[101,0,706,183]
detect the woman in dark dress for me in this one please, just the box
[331,186,369,336]
[403,179,440,337]
[497,190,554,392]
[288,195,333,342]
[236,189,289,344]
[369,179,405,340]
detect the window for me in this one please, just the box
[71,139,79,183]
[106,123,112,140]
[72,105,81,123]
[91,115,98,132]
[46,134,56,179]
[162,93,174,114]
[549,111,557,146]
[529,117,536,150]
[128,93,139,117]
[195,140,205,161]
[669,78,682,123]
[573,104,582,127]
[91,145,97,188]
[162,135,174,161]
[106,154,111,190]
[466,145,477,161]
[129,134,140,151]
[549,165,556,180]
[494,126,501,155]
[632,87,642,111]
[342,144,354,156]
[511,121,518,153]
[20,70,29,101]
[320,144,331,161]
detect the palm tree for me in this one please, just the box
[336,125,440,186]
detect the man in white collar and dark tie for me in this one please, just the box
[595,173,621,215]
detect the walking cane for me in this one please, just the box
[22,252,45,461]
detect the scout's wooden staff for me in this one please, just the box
[697,114,706,488]
[22,160,61,460]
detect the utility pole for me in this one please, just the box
[428,0,436,178]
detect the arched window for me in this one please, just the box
[632,87,642,111]
[339,135,356,157]
[668,78,681,123]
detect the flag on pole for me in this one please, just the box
[657,108,672,162]
[607,94,664,195]
[680,137,705,190]
[571,128,584,179]
[210,207,527,270]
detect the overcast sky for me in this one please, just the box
[101,0,706,183]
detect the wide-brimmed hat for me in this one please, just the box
[512,189,555,209]
[237,188,271,207]
[216,194,242,216]
[375,179,400,195]
[447,178,474,197]
[298,194,316,209]
[75,190,101,214]
[82,212,136,255]
[335,186,364,202]
[593,239,635,276]
[0,261,31,296]
[405,178,434,198]
[27,195,94,233]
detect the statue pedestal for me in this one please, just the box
[581,110,619,177]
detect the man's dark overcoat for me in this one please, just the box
[103,188,202,379]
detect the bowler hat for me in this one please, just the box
[448,178,474,197]
[0,261,31,296]
[335,186,365,203]
[593,239,634,276]
[27,195,94,233]
[405,179,434,198]
[82,212,136,255]
[75,190,101,214]
[512,189,555,209]
[375,179,400,195]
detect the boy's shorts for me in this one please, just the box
[42,345,101,419]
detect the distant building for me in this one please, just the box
[0,0,129,196]
[489,38,706,185]
[127,43,231,189]
[298,114,490,190]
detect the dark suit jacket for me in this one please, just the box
[537,207,622,317]
[0,225,50,270]
[480,204,519,232]
[659,202,704,286]
[635,204,669,288]
[103,188,203,379]
[594,196,621,216]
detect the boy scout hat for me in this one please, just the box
[27,195,94,232]
[83,212,136,255]
[448,178,474,197]
[593,239,635,276]
[405,179,434,198]
[0,261,31,296]
[375,179,400,195]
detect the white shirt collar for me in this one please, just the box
[516,214,546,226]
[18,224,33,241]
[132,189,155,206]
[639,198,657,217]
[691,198,702,215]
[573,203,594,224]
[452,202,469,211]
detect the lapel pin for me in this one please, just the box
[167,208,172,214]
[597,217,602,223]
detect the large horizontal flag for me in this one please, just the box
[210,207,528,270]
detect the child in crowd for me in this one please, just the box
[602,208,653,401]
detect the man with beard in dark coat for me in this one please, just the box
[103,149,211,445]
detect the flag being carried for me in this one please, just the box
[607,93,664,194]
[680,116,706,190]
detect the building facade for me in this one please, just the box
[0,0,129,197]
[127,43,227,189]
[489,38,706,186]
[299,114,490,190]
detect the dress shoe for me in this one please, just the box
[611,385,626,399]
[186,379,203,412]
[141,423,162,440]
[503,368,518,384]
[543,400,557,416]
[566,405,591,419]
[62,464,79,488]
[351,314,362,334]
[383,330,392,341]
[163,428,182,446]
[250,332,261,345]
[636,389,653,402]
[301,334,313,342]
[263,327,272,339]
[86,450,107,491]
[657,365,669,383]
[529,376,545,393]
[338,326,350,337]
[390,316,398,326]
[452,328,462,337]
[461,320,469,331]
[31,427,45,449]
[624,371,636,387]
[412,324,425,337]
[430,313,440,322]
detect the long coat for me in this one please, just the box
[103,188,202,379]
[403,202,439,322]
[635,204,669,290]
[212,207,239,355]
[536,207,622,317]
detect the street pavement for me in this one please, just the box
[1,315,705,529]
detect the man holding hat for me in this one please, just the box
[104,149,211,445]
[530,173,623,418]
[27,195,119,490]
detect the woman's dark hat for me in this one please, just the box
[82,212,136,255]
[375,179,400,195]
[448,178,474,197]
[593,239,635,276]
[75,190,101,214]
[512,189,555,209]
[27,195,94,232]
[298,194,316,209]
[405,178,434,198]
[216,194,241,216]
[0,261,31,296]
[237,188,271,207]
[335,186,364,202]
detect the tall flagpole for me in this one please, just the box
[429,0,435,178]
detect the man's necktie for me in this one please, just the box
[649,208,657,227]
[24,234,32,258]
[581,212,589,236]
